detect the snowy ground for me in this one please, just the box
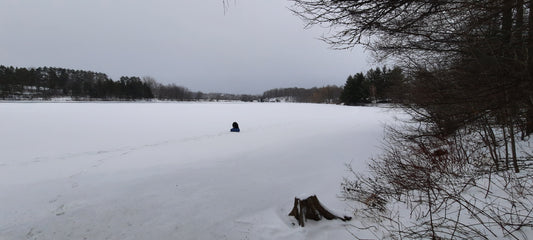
[0,102,397,240]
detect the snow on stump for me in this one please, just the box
[288,195,352,227]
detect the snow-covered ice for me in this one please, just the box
[0,102,396,240]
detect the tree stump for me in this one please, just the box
[288,195,352,227]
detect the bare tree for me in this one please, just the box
[290,0,533,238]
[142,76,160,99]
[290,0,533,171]
[342,123,533,239]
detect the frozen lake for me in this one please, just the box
[0,102,396,240]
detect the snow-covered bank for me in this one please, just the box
[0,102,396,240]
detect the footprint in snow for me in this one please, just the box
[54,204,66,216]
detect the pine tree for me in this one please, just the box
[340,73,369,105]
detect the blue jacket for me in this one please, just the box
[230,128,240,132]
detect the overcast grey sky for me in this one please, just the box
[0,0,369,94]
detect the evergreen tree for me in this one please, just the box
[340,73,369,105]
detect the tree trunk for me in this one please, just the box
[526,3,533,135]
[509,124,520,173]
[502,0,513,53]
[502,125,510,170]
[288,195,351,227]
[529,2,533,81]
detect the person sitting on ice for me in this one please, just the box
[230,122,240,132]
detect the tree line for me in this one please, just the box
[1,65,375,104]
[261,66,408,105]
[262,85,342,103]
[339,66,406,105]
[0,65,247,101]
[0,66,154,100]
[1,64,408,104]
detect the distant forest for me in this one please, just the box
[0,65,404,104]
[262,85,342,103]
[263,67,407,105]
[0,65,187,101]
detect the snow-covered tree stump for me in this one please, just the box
[288,195,351,227]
